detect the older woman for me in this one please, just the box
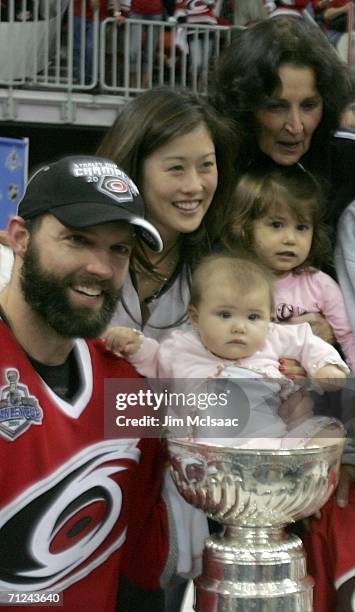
[212,18,355,611]
[212,16,354,223]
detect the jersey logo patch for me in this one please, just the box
[0,369,43,441]
[98,174,138,204]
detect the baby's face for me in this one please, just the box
[251,204,313,277]
[190,281,271,360]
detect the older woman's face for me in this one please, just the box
[255,64,323,165]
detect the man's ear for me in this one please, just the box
[6,216,30,257]
[187,304,199,329]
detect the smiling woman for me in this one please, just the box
[141,124,218,244]
[97,88,238,340]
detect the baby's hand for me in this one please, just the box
[102,326,142,357]
[312,364,347,392]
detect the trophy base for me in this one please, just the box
[194,528,314,611]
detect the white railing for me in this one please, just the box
[0,0,235,96]
[0,0,69,84]
[0,1,352,126]
[100,18,234,96]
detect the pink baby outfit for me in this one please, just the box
[130,322,347,379]
[128,322,348,448]
[273,270,355,371]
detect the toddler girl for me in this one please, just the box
[104,255,348,448]
[226,164,355,372]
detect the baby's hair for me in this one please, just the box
[224,165,332,271]
[189,252,274,310]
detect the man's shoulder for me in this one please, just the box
[87,338,142,378]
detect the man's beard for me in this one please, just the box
[20,239,121,339]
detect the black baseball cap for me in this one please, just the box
[18,155,163,252]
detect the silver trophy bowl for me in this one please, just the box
[168,425,344,611]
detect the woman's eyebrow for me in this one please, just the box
[163,152,216,160]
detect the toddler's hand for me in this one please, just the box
[312,364,347,392]
[102,326,142,357]
[288,313,335,344]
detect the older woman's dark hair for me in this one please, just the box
[212,17,353,172]
[97,87,239,266]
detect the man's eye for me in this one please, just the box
[111,245,131,256]
[67,235,89,246]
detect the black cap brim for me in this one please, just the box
[50,202,163,252]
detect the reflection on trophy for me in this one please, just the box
[168,421,344,612]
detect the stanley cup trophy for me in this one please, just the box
[168,421,344,612]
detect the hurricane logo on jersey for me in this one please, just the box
[0,369,43,441]
[186,0,214,13]
[98,175,137,204]
[0,440,140,592]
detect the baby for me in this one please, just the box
[104,255,348,448]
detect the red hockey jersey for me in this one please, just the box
[0,321,169,611]
[302,486,355,612]
[173,0,218,25]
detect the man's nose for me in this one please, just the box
[84,250,115,279]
